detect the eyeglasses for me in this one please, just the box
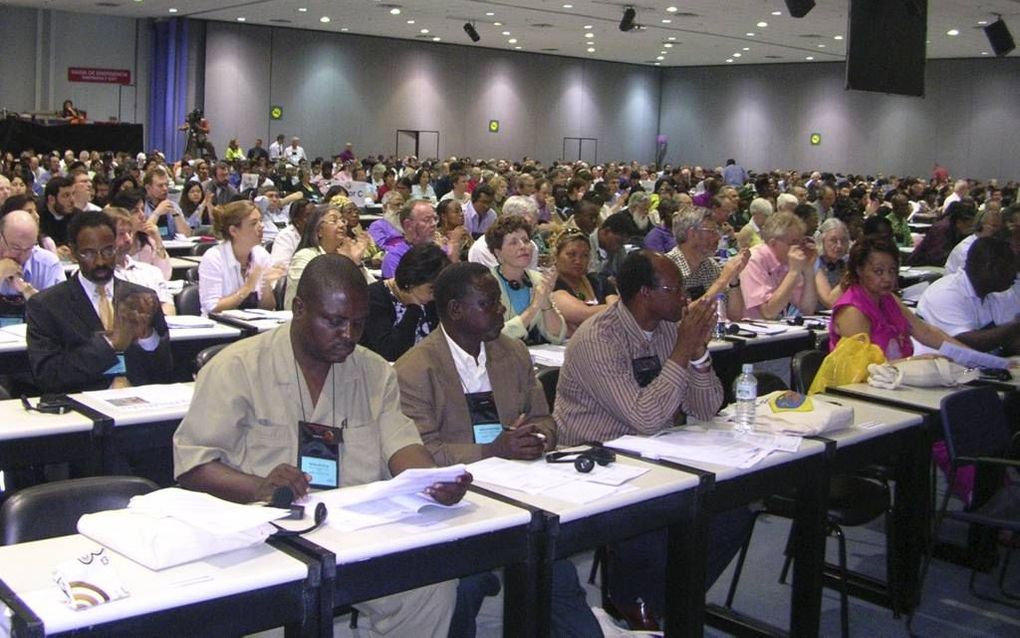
[76,246,117,262]
[657,285,686,296]
[694,226,721,237]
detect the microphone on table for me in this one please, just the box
[269,486,305,520]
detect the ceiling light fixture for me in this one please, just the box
[463,22,480,42]
[298,8,307,12]
[320,16,330,23]
[389,7,401,15]
[757,21,768,28]
[946,29,959,36]
[784,1,815,19]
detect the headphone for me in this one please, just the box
[267,487,329,537]
[546,445,616,473]
[496,266,533,291]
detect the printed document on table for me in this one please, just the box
[606,430,779,469]
[466,456,648,504]
[528,344,566,367]
[734,322,786,335]
[81,383,194,412]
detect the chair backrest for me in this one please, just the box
[536,367,559,411]
[940,386,1012,463]
[185,265,199,284]
[273,277,287,311]
[754,371,789,396]
[791,349,826,394]
[190,242,216,257]
[195,342,231,373]
[0,476,158,545]
[176,284,201,316]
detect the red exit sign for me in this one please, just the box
[68,67,132,85]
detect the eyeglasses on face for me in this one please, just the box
[76,246,117,262]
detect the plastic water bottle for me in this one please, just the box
[732,364,758,433]
[716,236,730,261]
[714,293,728,340]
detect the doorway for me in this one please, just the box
[395,129,440,160]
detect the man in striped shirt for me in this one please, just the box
[554,250,749,629]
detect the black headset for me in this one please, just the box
[267,487,329,537]
[546,445,616,473]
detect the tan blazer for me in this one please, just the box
[394,328,556,466]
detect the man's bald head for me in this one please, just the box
[294,253,367,307]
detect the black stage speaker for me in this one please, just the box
[785,0,816,19]
[846,0,927,97]
[984,18,1015,57]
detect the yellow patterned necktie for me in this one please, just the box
[96,284,114,332]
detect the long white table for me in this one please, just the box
[0,398,98,477]
[0,533,322,637]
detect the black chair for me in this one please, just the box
[724,374,897,638]
[535,367,559,411]
[190,242,216,257]
[911,387,1020,619]
[194,343,231,373]
[176,284,201,316]
[273,277,287,311]
[0,476,158,545]
[791,349,826,394]
[185,265,199,284]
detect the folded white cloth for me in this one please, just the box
[867,358,979,390]
[754,391,854,436]
[77,488,286,570]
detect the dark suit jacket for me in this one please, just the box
[26,277,173,393]
[394,328,556,466]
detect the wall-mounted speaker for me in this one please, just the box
[785,0,816,19]
[984,18,1015,57]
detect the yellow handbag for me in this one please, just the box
[807,333,887,394]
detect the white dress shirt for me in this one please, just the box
[441,325,491,393]
[197,242,273,316]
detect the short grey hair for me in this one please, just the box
[761,211,806,243]
[776,193,798,212]
[501,195,538,219]
[749,197,774,218]
[672,205,713,245]
[628,191,651,208]
[818,217,848,240]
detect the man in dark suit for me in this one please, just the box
[395,262,600,638]
[26,209,172,394]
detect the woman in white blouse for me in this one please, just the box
[410,168,437,203]
[198,200,285,315]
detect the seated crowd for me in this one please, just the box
[1,142,1019,636]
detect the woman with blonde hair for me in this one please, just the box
[198,200,285,315]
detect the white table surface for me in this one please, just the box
[472,453,701,525]
[0,398,95,441]
[299,487,532,565]
[69,382,195,427]
[0,325,241,353]
[815,393,924,448]
[832,382,963,412]
[0,534,307,636]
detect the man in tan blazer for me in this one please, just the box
[395,262,556,465]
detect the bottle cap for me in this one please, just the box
[741,363,754,374]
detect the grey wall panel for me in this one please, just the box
[660,58,1020,181]
[205,24,659,165]
[0,8,39,112]
[204,23,272,152]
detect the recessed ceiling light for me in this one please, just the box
[806,56,814,60]
[661,19,671,24]
[583,25,593,30]
[746,32,755,37]
[757,21,768,28]
[726,58,734,63]
[772,11,782,16]
[432,36,441,41]
[656,55,664,61]
[406,19,414,24]
[817,44,826,48]
[666,6,678,13]
[420,28,429,34]
[946,29,959,36]
[236,17,246,22]
[654,62,661,66]
[587,47,596,53]
[502,31,510,36]
[485,12,494,17]
[978,20,988,26]
[168,8,177,13]
[585,33,594,38]
[340,27,349,32]
[320,16,330,23]
[664,43,674,48]
[667,36,676,41]
[834,35,843,40]
[742,47,750,51]
[508,38,517,44]
[563,4,573,8]
[298,7,307,12]
[389,7,400,15]
[493,22,502,26]
[981,51,989,55]
[515,46,522,50]
[733,53,741,58]
[660,50,667,55]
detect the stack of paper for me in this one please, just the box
[606,425,800,469]
[529,344,566,367]
[166,315,216,329]
[222,309,293,322]
[82,383,194,412]
[735,322,787,336]
[467,456,649,505]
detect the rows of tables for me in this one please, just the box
[0,311,1009,636]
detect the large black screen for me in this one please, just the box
[846,0,928,97]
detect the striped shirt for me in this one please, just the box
[554,301,724,446]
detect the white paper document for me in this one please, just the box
[81,383,194,412]
[165,315,216,329]
[528,344,566,367]
[0,322,28,338]
[221,308,293,322]
[606,427,792,469]
[466,456,649,504]
[735,322,787,335]
[938,341,1010,370]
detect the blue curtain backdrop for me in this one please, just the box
[148,18,188,160]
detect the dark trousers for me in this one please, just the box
[608,506,754,618]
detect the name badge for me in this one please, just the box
[103,354,127,376]
[298,420,342,489]
[472,423,503,445]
